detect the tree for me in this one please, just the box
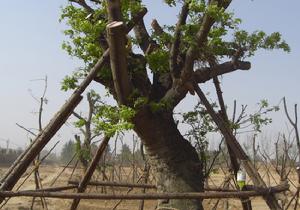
[118,143,132,166]
[72,90,104,170]
[61,140,76,164]
[60,1,289,209]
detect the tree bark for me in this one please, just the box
[133,108,204,210]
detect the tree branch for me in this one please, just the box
[72,111,85,121]
[161,60,250,109]
[151,19,171,49]
[151,19,164,36]
[69,0,94,14]
[133,14,153,53]
[181,0,232,81]
[16,123,37,137]
[170,1,190,79]
[194,60,251,83]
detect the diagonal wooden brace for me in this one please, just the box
[0,7,147,205]
[70,136,110,210]
[193,84,282,210]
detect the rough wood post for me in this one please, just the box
[107,21,131,105]
[0,95,82,192]
[193,84,282,210]
[212,75,252,210]
[0,183,289,200]
[0,6,147,186]
[0,51,110,206]
[0,7,147,207]
[70,136,110,210]
[107,0,122,22]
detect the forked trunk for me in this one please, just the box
[134,108,204,210]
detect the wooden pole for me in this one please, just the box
[0,95,82,193]
[107,0,122,22]
[70,136,110,210]
[68,180,156,189]
[0,184,288,200]
[212,74,252,210]
[0,51,109,190]
[107,21,131,105]
[106,0,131,105]
[0,8,147,205]
[193,84,282,210]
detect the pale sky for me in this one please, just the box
[0,1,299,152]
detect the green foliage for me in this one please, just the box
[74,118,86,128]
[182,101,217,155]
[93,105,135,137]
[146,49,169,73]
[119,0,144,21]
[229,99,280,134]
[164,0,177,7]
[60,1,290,85]
[152,27,173,46]
[181,101,218,176]
[233,30,290,57]
[61,75,78,91]
[59,1,289,143]
[60,5,106,65]
[248,99,280,133]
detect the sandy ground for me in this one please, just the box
[0,165,298,210]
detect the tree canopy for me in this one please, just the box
[60,0,289,138]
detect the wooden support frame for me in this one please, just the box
[0,184,288,200]
[0,7,147,205]
[193,84,282,210]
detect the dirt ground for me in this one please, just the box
[0,165,298,210]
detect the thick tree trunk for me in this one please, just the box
[133,108,204,210]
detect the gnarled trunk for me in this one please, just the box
[134,108,204,210]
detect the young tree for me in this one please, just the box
[60,0,289,209]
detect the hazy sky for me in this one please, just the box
[0,1,299,151]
